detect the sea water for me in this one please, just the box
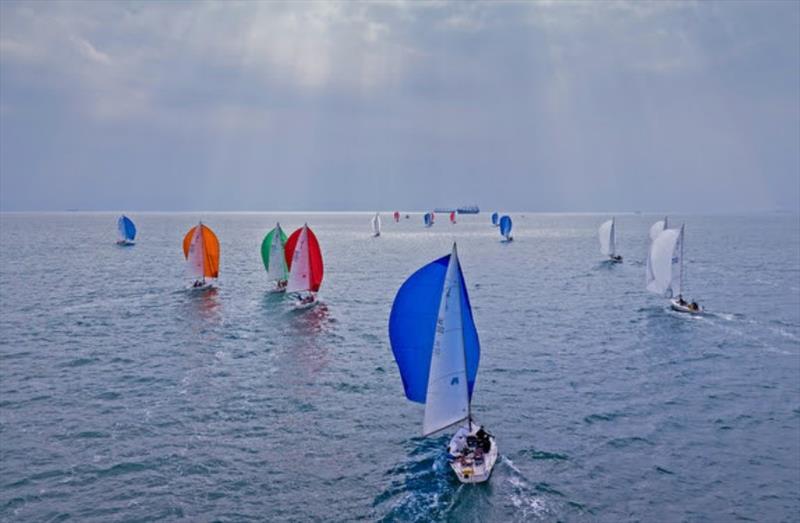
[1,212,798,521]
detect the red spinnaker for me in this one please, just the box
[284,226,324,292]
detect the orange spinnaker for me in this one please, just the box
[183,224,220,278]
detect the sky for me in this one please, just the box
[0,0,798,212]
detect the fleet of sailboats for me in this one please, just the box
[107,209,712,487]
[183,222,220,290]
[389,244,497,483]
[598,217,622,262]
[116,215,136,245]
[261,223,289,292]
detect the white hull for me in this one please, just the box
[447,423,498,484]
[670,298,702,314]
[116,240,135,246]
[292,293,318,310]
[608,255,622,263]
[500,237,513,243]
[188,281,215,291]
[266,282,287,294]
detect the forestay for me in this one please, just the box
[646,225,683,297]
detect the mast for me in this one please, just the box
[680,224,685,296]
[452,243,472,429]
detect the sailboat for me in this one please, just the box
[646,224,702,313]
[424,212,433,228]
[261,223,288,292]
[490,212,499,227]
[116,215,136,245]
[183,222,220,290]
[394,211,400,223]
[284,224,324,310]
[450,211,457,224]
[372,213,382,237]
[649,216,669,241]
[598,218,622,262]
[499,215,513,242]
[389,244,497,484]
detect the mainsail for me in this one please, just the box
[598,218,616,257]
[372,213,382,236]
[646,225,683,297]
[649,216,669,241]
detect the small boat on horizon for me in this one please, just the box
[261,222,289,292]
[183,222,220,290]
[598,217,622,263]
[393,211,400,223]
[372,212,381,237]
[389,243,498,484]
[116,215,136,246]
[423,212,433,228]
[490,212,499,227]
[499,215,513,242]
[450,211,457,224]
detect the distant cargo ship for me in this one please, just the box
[457,205,480,214]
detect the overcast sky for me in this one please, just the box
[1,0,798,212]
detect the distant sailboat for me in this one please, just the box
[261,223,289,292]
[284,224,324,309]
[424,212,433,228]
[450,211,457,224]
[372,213,382,237]
[646,224,702,313]
[598,218,622,262]
[116,215,136,245]
[389,244,497,484]
[499,215,513,242]
[649,216,669,241]
[491,212,499,227]
[183,222,220,290]
[394,211,400,223]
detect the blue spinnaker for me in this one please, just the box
[500,215,512,238]
[491,212,499,226]
[118,215,136,241]
[389,254,480,404]
[424,213,432,226]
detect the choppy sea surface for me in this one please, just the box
[1,212,798,522]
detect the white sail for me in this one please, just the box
[267,224,288,282]
[372,213,381,236]
[286,226,311,293]
[186,224,205,280]
[598,218,616,256]
[646,225,683,297]
[423,245,470,436]
[649,216,668,241]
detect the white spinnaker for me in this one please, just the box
[372,213,381,235]
[598,219,614,256]
[649,219,667,241]
[267,225,288,282]
[423,246,469,436]
[286,226,311,293]
[646,227,682,297]
[186,225,205,279]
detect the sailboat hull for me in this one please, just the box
[116,240,135,246]
[291,293,318,310]
[188,281,215,292]
[448,423,498,484]
[670,298,703,314]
